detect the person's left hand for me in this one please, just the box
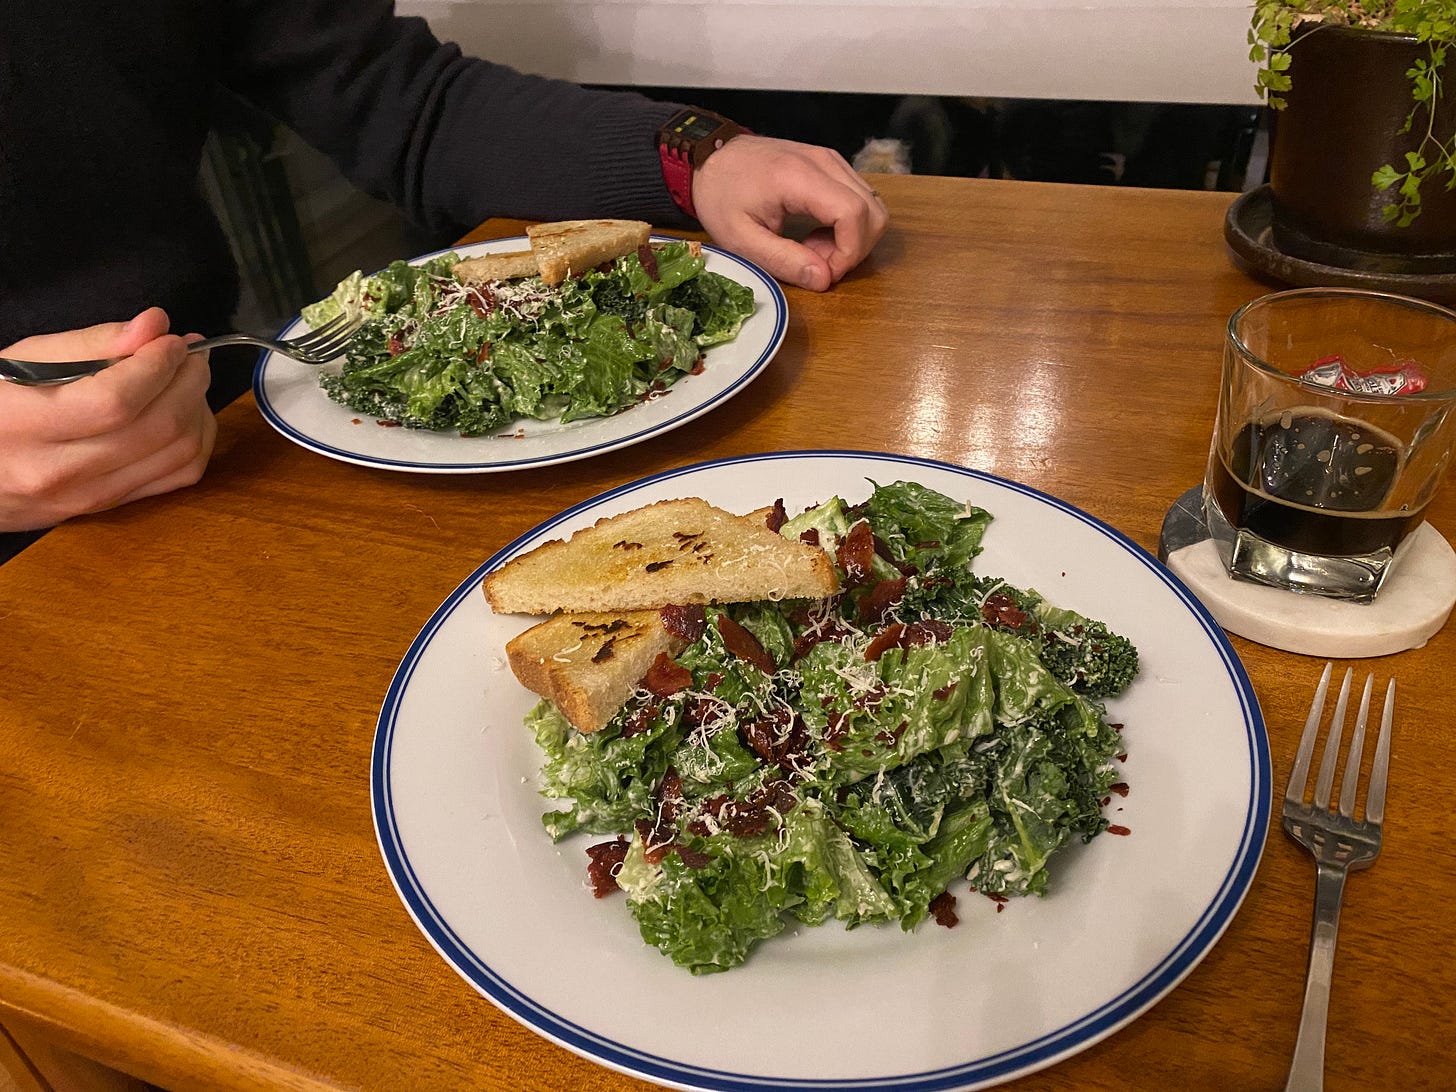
[690,135,889,292]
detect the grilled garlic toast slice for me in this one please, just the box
[451,250,540,284]
[483,498,840,616]
[506,609,692,733]
[526,219,651,286]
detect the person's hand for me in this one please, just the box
[690,135,889,292]
[0,307,217,532]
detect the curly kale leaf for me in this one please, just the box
[1035,613,1139,700]
[591,276,649,329]
[969,578,1138,700]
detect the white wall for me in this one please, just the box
[398,0,1263,105]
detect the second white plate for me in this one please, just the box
[254,238,786,474]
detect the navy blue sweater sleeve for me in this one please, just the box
[220,1,692,236]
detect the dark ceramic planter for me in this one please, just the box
[1270,25,1456,274]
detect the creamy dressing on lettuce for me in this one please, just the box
[528,480,1140,974]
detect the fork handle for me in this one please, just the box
[188,333,258,354]
[1285,862,1348,1092]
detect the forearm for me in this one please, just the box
[221,0,687,236]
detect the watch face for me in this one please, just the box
[668,112,722,141]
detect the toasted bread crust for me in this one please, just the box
[451,250,540,284]
[450,230,693,288]
[506,610,688,733]
[483,498,840,615]
[527,219,651,286]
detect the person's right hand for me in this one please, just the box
[691,134,889,292]
[0,307,217,532]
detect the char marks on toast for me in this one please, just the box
[506,610,689,733]
[483,498,840,616]
[527,219,651,286]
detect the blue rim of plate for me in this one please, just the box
[371,450,1270,1091]
[252,238,787,472]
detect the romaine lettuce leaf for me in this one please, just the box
[864,478,993,573]
[615,838,789,976]
[530,701,681,841]
[795,624,998,781]
[780,495,853,547]
[616,803,895,975]
[300,270,365,328]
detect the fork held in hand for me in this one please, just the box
[0,311,364,387]
[1282,662,1395,1092]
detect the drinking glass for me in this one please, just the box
[1203,288,1456,602]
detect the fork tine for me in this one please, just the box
[1365,680,1396,825]
[1337,674,1374,817]
[274,322,361,365]
[1312,668,1353,811]
[294,310,352,346]
[298,318,362,359]
[1286,662,1333,804]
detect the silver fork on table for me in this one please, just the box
[1282,662,1395,1092]
[0,311,364,387]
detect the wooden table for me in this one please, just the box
[1,174,1451,1092]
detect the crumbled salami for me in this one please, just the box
[585,838,629,897]
[644,652,693,696]
[929,891,959,928]
[660,603,707,641]
[716,614,776,674]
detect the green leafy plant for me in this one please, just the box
[1250,0,1456,225]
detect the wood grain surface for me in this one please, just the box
[1,174,1452,1091]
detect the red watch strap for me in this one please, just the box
[659,143,696,219]
[658,109,751,221]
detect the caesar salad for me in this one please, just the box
[516,480,1139,974]
[302,239,755,436]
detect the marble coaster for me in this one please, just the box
[1161,498,1456,658]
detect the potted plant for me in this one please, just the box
[1250,0,1456,273]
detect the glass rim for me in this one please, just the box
[1226,287,1456,403]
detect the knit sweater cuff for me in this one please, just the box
[579,97,696,230]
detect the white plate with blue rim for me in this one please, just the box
[371,450,1269,1090]
[253,237,785,474]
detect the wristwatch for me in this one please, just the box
[657,107,751,220]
